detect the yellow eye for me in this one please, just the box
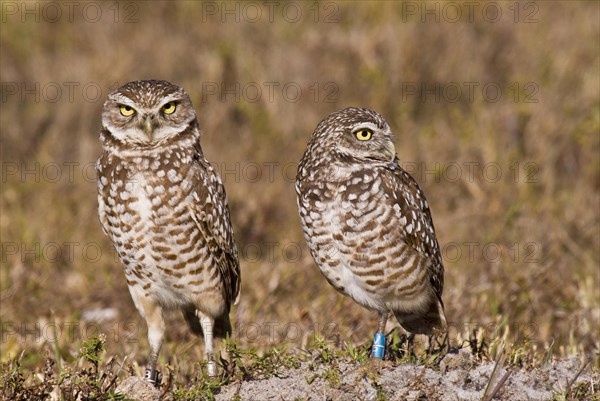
[119,105,135,116]
[162,102,176,114]
[355,129,373,141]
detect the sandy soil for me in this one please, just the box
[214,351,596,400]
[117,350,597,400]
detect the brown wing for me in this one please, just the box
[96,154,112,237]
[380,158,446,333]
[381,157,445,300]
[187,155,241,307]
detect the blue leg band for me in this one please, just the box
[371,333,386,359]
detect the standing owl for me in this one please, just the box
[96,80,240,384]
[296,107,446,357]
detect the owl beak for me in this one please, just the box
[383,141,396,161]
[142,116,154,140]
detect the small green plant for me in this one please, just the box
[322,365,341,388]
[375,388,388,401]
[0,335,127,401]
[224,337,301,381]
[308,334,346,388]
[0,353,54,401]
[171,378,222,401]
[386,331,419,363]
[312,335,339,364]
[78,335,106,371]
[345,341,369,364]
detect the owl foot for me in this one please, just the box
[144,368,162,388]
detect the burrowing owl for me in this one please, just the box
[96,80,240,384]
[296,107,446,356]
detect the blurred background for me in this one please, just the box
[1,1,598,372]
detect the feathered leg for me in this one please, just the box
[197,311,218,377]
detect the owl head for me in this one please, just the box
[102,80,198,147]
[311,107,396,164]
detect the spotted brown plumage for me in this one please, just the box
[296,107,446,342]
[96,80,240,383]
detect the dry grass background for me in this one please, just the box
[1,0,599,386]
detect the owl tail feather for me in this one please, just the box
[394,299,447,335]
[182,306,232,338]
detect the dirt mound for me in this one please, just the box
[213,352,596,400]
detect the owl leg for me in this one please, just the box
[377,312,389,334]
[196,310,218,377]
[371,311,389,359]
[145,318,165,387]
[129,288,164,387]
